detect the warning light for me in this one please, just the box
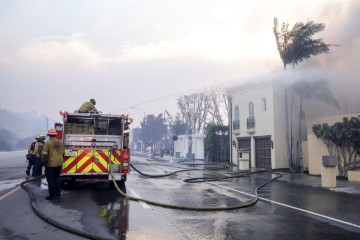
[59,110,68,117]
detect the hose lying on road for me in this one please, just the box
[111,162,283,211]
[20,160,282,239]
[147,157,231,170]
[21,176,113,240]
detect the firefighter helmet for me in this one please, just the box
[38,134,46,139]
[47,129,57,136]
[90,98,96,105]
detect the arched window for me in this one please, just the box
[249,101,254,118]
[247,101,255,129]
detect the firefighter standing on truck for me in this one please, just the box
[78,98,97,113]
[41,128,64,200]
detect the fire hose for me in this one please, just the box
[21,176,113,240]
[110,161,283,211]
[20,161,282,240]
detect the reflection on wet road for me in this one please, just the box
[1,152,360,240]
[99,198,129,239]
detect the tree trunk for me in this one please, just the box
[285,88,292,169]
[187,134,193,160]
[296,94,303,172]
[290,89,294,171]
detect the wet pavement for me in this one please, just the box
[1,151,360,240]
[126,155,360,239]
[157,153,360,195]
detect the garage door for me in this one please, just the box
[255,136,271,169]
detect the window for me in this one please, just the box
[94,118,109,135]
[249,101,254,118]
[108,118,122,135]
[90,117,122,135]
[247,101,255,129]
[262,98,267,111]
[233,105,240,130]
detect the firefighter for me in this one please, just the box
[26,136,38,176]
[33,134,46,177]
[78,98,97,113]
[41,129,64,200]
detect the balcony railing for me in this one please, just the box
[232,120,240,135]
[232,120,240,130]
[247,117,255,129]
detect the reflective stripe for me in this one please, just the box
[62,149,122,175]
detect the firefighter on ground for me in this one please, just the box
[41,129,64,200]
[33,134,46,177]
[26,136,38,176]
[78,98,97,113]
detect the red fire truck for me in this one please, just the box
[54,111,132,187]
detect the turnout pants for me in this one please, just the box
[45,166,62,197]
[26,158,36,176]
[33,157,43,177]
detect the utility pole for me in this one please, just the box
[131,107,146,152]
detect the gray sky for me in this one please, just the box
[0,0,358,127]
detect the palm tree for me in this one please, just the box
[273,17,334,69]
[291,79,340,170]
[273,17,337,172]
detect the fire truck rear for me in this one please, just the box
[55,111,132,187]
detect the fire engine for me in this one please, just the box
[54,110,132,187]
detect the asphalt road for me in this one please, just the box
[1,151,360,240]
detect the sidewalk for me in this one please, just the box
[274,171,360,195]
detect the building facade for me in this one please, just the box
[228,76,347,171]
[173,134,205,160]
[228,78,292,170]
[306,113,360,175]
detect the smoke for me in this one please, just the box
[294,0,360,116]
[318,0,360,74]
[321,0,360,114]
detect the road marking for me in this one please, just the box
[128,189,151,209]
[209,182,360,230]
[0,185,21,201]
[134,158,360,229]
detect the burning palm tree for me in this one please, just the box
[273,17,334,69]
[273,17,338,172]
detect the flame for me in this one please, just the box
[317,55,328,68]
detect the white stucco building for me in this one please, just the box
[228,71,346,171]
[173,133,205,160]
[228,77,297,170]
